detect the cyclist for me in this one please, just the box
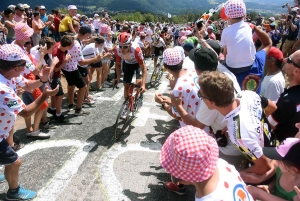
[114,32,147,118]
[151,33,166,70]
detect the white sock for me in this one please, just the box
[50,107,56,110]
[56,113,61,117]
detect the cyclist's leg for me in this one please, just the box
[135,64,142,87]
[154,47,159,68]
[123,62,135,99]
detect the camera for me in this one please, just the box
[282,4,286,8]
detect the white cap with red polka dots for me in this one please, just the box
[0,44,27,62]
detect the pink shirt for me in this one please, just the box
[14,14,23,23]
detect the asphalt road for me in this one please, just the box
[0,59,197,201]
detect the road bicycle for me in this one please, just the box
[149,56,166,87]
[113,83,143,140]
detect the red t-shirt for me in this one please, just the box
[54,17,61,32]
[52,42,66,79]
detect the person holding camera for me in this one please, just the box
[282,10,299,57]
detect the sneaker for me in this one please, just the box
[43,121,57,129]
[104,81,113,86]
[12,142,25,151]
[120,103,129,119]
[89,86,97,91]
[6,185,37,200]
[83,98,95,105]
[0,174,5,183]
[102,83,110,88]
[55,114,69,123]
[47,108,56,116]
[26,130,50,139]
[97,87,106,92]
[163,182,186,195]
[68,104,76,111]
[75,109,90,116]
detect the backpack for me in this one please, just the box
[270,30,281,46]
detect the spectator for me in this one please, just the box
[0,44,58,200]
[31,11,47,46]
[282,10,299,57]
[160,126,254,200]
[207,26,216,40]
[262,17,275,33]
[256,14,263,26]
[268,22,281,47]
[14,4,25,23]
[181,42,195,71]
[268,50,300,142]
[53,10,61,42]
[39,5,48,37]
[260,47,285,102]
[198,71,277,184]
[59,5,77,36]
[93,14,100,34]
[0,22,7,45]
[3,8,16,44]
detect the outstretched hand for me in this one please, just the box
[43,86,59,97]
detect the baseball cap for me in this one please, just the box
[185,30,192,36]
[269,17,275,22]
[268,47,283,65]
[8,5,16,10]
[182,42,194,52]
[94,14,99,17]
[160,125,219,182]
[79,24,92,34]
[15,4,25,11]
[23,4,30,9]
[68,5,77,10]
[224,0,246,19]
[4,8,15,16]
[270,22,276,27]
[39,5,46,10]
[263,138,300,166]
[207,25,213,30]
[179,36,187,45]
[163,48,182,66]
[14,22,34,40]
[189,47,218,71]
[206,40,221,55]
[0,44,27,61]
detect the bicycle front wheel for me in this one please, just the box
[114,98,130,140]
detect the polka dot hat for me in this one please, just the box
[163,48,182,66]
[224,0,246,19]
[0,44,27,61]
[14,22,34,41]
[160,125,219,183]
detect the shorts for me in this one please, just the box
[62,69,86,89]
[123,62,142,84]
[0,139,19,165]
[90,61,102,68]
[154,46,164,58]
[22,84,48,110]
[50,77,64,96]
[101,58,111,64]
[78,66,88,77]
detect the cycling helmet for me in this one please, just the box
[117,32,132,45]
[152,34,160,42]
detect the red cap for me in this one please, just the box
[268,47,283,61]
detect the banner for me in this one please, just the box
[168,13,171,19]
[195,3,225,24]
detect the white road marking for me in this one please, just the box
[16,140,96,201]
[132,106,169,127]
[98,144,160,201]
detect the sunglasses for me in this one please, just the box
[119,45,129,49]
[287,56,300,68]
[197,90,211,100]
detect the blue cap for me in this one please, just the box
[182,42,194,52]
[79,24,92,34]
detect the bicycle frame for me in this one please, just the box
[127,84,140,113]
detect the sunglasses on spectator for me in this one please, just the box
[287,56,300,68]
[119,45,129,49]
[197,90,211,101]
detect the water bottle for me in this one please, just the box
[137,94,143,109]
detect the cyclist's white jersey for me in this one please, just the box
[114,42,144,65]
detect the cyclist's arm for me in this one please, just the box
[115,62,121,80]
[139,62,147,88]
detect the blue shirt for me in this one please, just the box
[40,14,48,36]
[234,50,266,94]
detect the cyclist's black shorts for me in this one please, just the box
[154,46,164,58]
[123,62,141,83]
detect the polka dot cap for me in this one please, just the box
[0,44,27,61]
[163,48,182,66]
[14,22,34,41]
[160,125,219,182]
[224,0,246,19]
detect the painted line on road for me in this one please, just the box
[132,107,169,127]
[98,144,160,201]
[17,140,96,201]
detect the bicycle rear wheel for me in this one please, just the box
[114,98,130,140]
[150,67,159,87]
[156,65,164,82]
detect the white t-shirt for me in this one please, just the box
[172,70,201,127]
[93,18,100,29]
[182,56,195,71]
[220,21,256,68]
[146,29,153,43]
[152,38,166,48]
[260,72,285,102]
[137,40,145,49]
[30,45,53,66]
[223,91,273,161]
[196,158,254,201]
[80,43,99,67]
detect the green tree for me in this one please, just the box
[144,13,154,22]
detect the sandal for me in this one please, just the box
[12,142,25,151]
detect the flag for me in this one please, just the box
[168,13,171,18]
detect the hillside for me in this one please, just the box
[0,0,289,15]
